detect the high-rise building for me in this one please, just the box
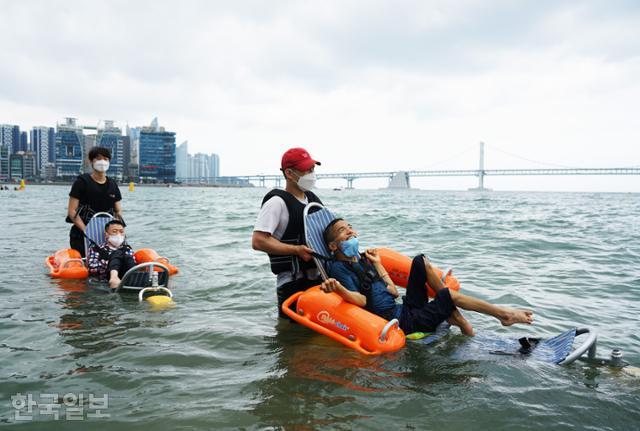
[126,125,140,179]
[19,131,28,153]
[0,124,20,154]
[82,134,96,173]
[31,126,56,177]
[96,120,124,180]
[9,151,37,180]
[176,141,189,182]
[191,153,210,182]
[0,145,9,181]
[55,118,84,179]
[209,153,220,179]
[138,118,176,183]
[122,135,131,180]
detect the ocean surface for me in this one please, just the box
[1,185,639,430]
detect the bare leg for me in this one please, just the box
[447,309,475,336]
[423,257,447,293]
[423,258,475,335]
[450,290,533,326]
[109,269,120,290]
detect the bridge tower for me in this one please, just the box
[469,141,491,191]
[388,171,411,189]
[479,141,485,189]
[346,177,354,189]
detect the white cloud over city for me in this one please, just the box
[1,0,639,190]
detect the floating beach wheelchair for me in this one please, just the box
[45,212,178,306]
[281,203,609,367]
[282,203,461,355]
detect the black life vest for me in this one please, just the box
[261,189,323,275]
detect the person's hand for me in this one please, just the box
[296,245,314,262]
[321,278,343,293]
[365,248,381,264]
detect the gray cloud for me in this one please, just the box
[1,0,639,190]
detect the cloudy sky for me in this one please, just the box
[1,0,639,191]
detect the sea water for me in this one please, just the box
[1,186,639,430]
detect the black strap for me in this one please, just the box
[348,257,382,312]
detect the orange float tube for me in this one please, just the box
[282,286,406,355]
[45,249,89,279]
[134,248,179,275]
[378,248,460,297]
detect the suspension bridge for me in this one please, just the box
[232,143,640,189]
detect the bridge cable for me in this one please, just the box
[486,144,583,169]
[419,143,477,170]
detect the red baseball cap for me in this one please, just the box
[281,147,321,171]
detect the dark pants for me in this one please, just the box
[69,226,85,257]
[400,255,456,334]
[277,277,321,319]
[107,249,136,279]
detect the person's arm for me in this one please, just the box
[251,196,314,261]
[365,248,399,298]
[67,196,86,232]
[251,231,314,261]
[114,200,123,221]
[320,278,367,307]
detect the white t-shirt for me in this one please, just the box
[254,194,319,286]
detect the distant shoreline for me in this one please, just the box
[0,181,251,188]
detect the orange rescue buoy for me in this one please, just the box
[282,286,406,355]
[45,249,89,279]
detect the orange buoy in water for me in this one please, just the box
[282,286,406,355]
[378,248,460,297]
[45,249,89,279]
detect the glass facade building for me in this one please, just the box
[0,124,20,154]
[0,145,9,181]
[55,119,84,179]
[96,121,124,180]
[9,152,37,180]
[139,129,176,183]
[31,126,56,176]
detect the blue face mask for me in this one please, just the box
[340,237,359,257]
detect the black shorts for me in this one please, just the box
[276,277,321,319]
[398,254,456,334]
[400,288,455,334]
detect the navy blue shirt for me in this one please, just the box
[326,258,401,320]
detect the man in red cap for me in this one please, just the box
[252,147,324,318]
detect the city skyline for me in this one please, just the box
[0,117,221,184]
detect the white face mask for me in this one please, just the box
[296,172,316,192]
[107,234,125,248]
[93,160,110,173]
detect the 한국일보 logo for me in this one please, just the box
[317,310,349,331]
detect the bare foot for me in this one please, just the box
[499,309,534,326]
[447,309,475,336]
[109,277,120,290]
